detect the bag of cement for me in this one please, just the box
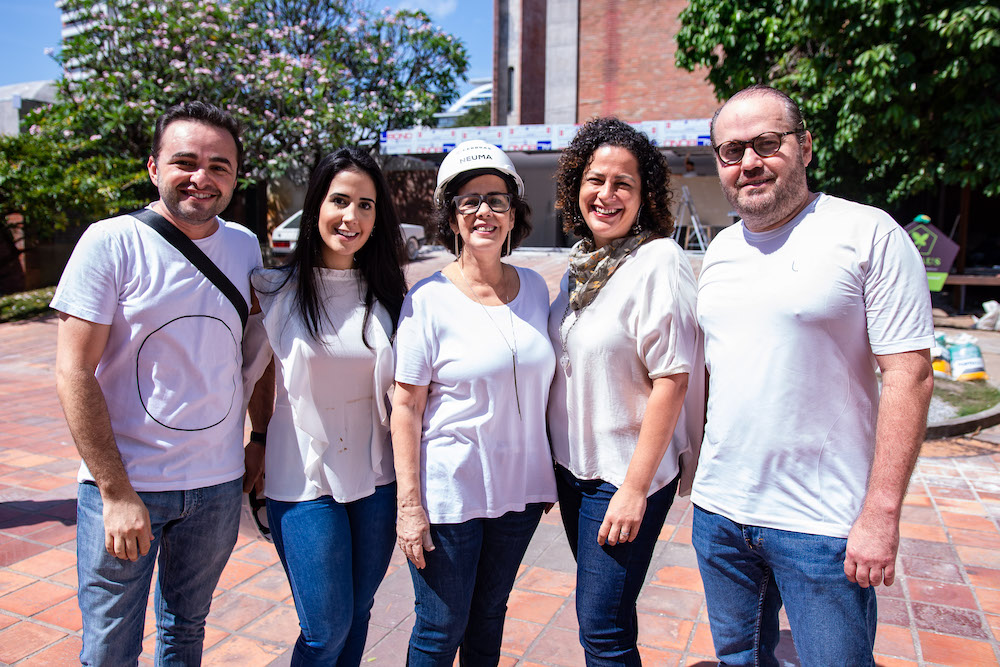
[931,341,952,379]
[948,334,988,381]
[973,300,1000,331]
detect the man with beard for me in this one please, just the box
[691,85,934,665]
[52,101,272,665]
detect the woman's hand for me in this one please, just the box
[599,484,647,546]
[397,503,435,568]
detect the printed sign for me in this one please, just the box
[904,221,959,292]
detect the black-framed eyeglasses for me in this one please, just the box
[453,192,513,214]
[713,130,805,166]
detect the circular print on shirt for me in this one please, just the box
[136,315,239,431]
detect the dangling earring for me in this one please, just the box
[454,234,460,257]
[504,230,512,257]
[631,205,644,235]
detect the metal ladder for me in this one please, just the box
[672,185,709,251]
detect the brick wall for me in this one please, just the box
[577,0,719,122]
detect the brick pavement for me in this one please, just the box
[1,248,999,665]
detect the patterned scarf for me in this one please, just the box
[566,230,655,311]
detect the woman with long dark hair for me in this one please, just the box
[246,147,408,666]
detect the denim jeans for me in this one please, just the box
[267,483,397,667]
[555,465,678,667]
[407,503,545,666]
[76,478,241,666]
[691,505,877,666]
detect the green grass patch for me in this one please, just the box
[933,377,1000,417]
[0,286,55,323]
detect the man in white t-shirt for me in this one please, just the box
[52,102,272,665]
[692,85,934,665]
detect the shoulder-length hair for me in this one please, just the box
[554,116,674,240]
[259,148,407,346]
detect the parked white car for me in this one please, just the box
[270,210,426,261]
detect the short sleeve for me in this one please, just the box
[251,268,290,318]
[394,285,434,386]
[863,224,934,355]
[49,222,123,325]
[635,242,700,379]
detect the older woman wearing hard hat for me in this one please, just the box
[391,140,557,666]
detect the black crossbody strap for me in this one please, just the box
[132,208,249,330]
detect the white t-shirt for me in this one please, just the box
[50,210,262,491]
[394,266,558,524]
[692,194,934,537]
[253,268,395,503]
[547,237,704,495]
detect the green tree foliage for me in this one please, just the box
[676,1,1000,204]
[452,102,492,128]
[0,0,468,248]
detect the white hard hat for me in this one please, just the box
[433,140,524,207]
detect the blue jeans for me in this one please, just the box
[692,505,877,666]
[407,503,545,666]
[556,465,678,667]
[267,484,397,667]
[76,478,241,666]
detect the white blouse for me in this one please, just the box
[254,268,395,503]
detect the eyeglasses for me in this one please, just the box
[453,192,513,214]
[713,130,805,166]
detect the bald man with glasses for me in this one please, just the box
[690,85,934,665]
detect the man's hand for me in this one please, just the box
[243,441,265,493]
[102,489,154,561]
[844,506,899,587]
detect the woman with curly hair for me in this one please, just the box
[547,117,704,665]
[247,147,408,665]
[392,140,557,665]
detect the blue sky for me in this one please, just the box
[0,0,492,90]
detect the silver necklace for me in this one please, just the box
[456,260,522,420]
[558,300,586,372]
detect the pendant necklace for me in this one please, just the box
[457,260,522,420]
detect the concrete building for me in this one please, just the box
[0,81,57,137]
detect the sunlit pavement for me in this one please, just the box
[1,248,999,665]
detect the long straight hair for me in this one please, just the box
[262,148,407,346]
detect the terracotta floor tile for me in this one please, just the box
[872,657,918,667]
[26,521,77,546]
[0,537,47,566]
[0,580,75,616]
[239,604,300,644]
[232,541,281,566]
[235,568,292,601]
[688,621,715,657]
[903,493,932,507]
[898,538,956,561]
[941,511,999,533]
[636,586,704,620]
[506,589,565,625]
[202,625,230,650]
[0,611,17,630]
[201,635,287,666]
[950,527,1000,550]
[517,566,576,597]
[918,630,998,665]
[900,555,964,583]
[987,613,1000,641]
[900,505,939,525]
[0,569,35,596]
[878,596,911,626]
[907,578,978,609]
[912,602,990,640]
[899,522,948,543]
[216,558,265,590]
[500,617,543,656]
[523,625,587,666]
[957,545,1000,570]
[370,590,415,630]
[930,485,977,500]
[552,600,579,631]
[206,592,277,632]
[17,635,83,666]
[636,645,681,665]
[362,627,412,663]
[874,623,917,659]
[0,620,67,664]
[10,547,76,577]
[977,587,1000,615]
[636,612,694,651]
[935,497,987,514]
[33,596,83,631]
[50,566,78,588]
[650,565,704,593]
[658,524,677,542]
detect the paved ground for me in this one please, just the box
[1,247,1000,665]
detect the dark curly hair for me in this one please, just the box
[433,170,532,257]
[554,116,674,241]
